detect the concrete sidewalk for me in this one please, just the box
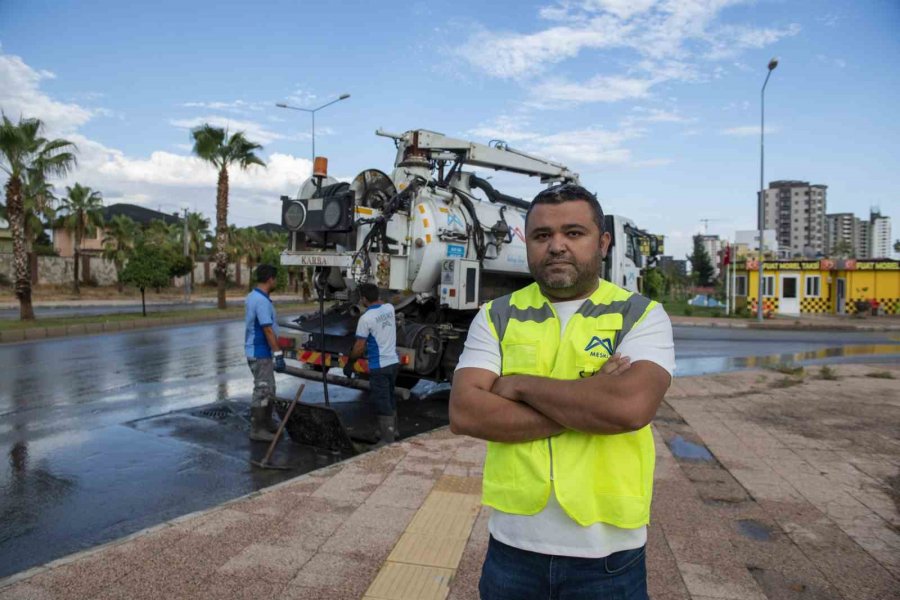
[1,363,898,599]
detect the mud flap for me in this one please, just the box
[273,397,359,455]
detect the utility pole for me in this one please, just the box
[276,94,351,164]
[758,57,779,321]
[183,208,191,304]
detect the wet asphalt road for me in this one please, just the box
[1,320,898,578]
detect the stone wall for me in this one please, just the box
[0,253,247,287]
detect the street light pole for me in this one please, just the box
[183,207,191,304]
[757,57,778,322]
[276,94,351,164]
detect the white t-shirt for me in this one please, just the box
[355,303,399,369]
[455,298,675,558]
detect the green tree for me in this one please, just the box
[258,246,288,290]
[642,267,665,300]
[121,245,173,316]
[185,211,210,286]
[892,239,899,254]
[0,115,77,319]
[687,235,716,287]
[60,183,104,294]
[141,218,180,250]
[102,214,138,292]
[23,171,57,253]
[830,240,854,259]
[191,125,265,309]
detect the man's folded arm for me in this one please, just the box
[449,367,565,443]
[495,361,671,434]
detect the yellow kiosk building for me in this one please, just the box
[735,259,899,316]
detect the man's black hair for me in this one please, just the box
[256,264,278,283]
[525,184,605,233]
[358,282,380,303]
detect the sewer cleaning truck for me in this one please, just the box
[277,129,662,390]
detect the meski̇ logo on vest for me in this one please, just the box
[584,336,614,357]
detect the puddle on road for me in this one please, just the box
[736,519,775,541]
[667,435,715,461]
[676,344,899,377]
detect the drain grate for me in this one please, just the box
[197,407,232,420]
[191,404,249,422]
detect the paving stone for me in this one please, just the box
[217,543,313,582]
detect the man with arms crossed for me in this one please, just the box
[450,185,674,599]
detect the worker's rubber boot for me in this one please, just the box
[373,414,397,448]
[250,407,277,442]
[263,402,280,434]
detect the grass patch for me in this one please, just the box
[771,377,805,389]
[865,371,895,380]
[770,363,805,376]
[817,365,839,380]
[661,299,730,318]
[0,302,314,332]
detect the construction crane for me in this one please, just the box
[699,218,724,234]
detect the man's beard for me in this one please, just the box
[530,252,603,297]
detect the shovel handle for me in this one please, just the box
[259,384,305,466]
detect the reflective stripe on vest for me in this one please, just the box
[482,279,657,528]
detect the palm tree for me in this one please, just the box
[185,211,210,286]
[23,171,57,252]
[191,125,265,309]
[60,183,104,294]
[142,218,179,250]
[0,116,77,319]
[102,214,137,292]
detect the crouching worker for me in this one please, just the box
[344,283,400,445]
[244,264,287,442]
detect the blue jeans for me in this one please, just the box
[479,536,648,600]
[369,363,399,416]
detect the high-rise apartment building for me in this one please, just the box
[856,220,871,259]
[761,180,827,258]
[826,212,870,258]
[870,210,892,258]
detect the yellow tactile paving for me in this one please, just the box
[387,531,470,568]
[407,506,478,538]
[418,490,481,515]
[364,476,482,600]
[364,562,454,600]
[432,475,482,495]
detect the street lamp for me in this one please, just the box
[276,94,351,163]
[757,57,778,322]
[182,205,191,304]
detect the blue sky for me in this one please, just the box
[2,0,898,259]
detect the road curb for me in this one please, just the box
[670,318,900,333]
[0,302,315,345]
[0,314,244,345]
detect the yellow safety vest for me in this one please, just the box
[482,279,657,528]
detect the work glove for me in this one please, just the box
[343,362,355,379]
[274,352,286,373]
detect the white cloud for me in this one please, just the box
[627,106,691,124]
[457,0,800,98]
[0,53,93,133]
[529,75,654,106]
[169,116,301,146]
[181,100,268,114]
[1,50,312,227]
[720,125,779,136]
[468,117,643,166]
